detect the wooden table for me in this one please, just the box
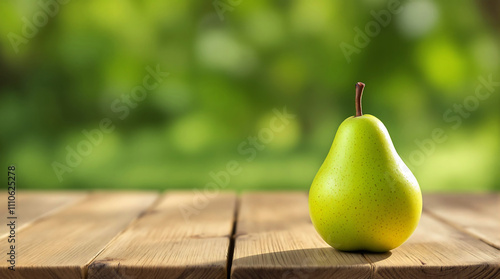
[0,191,498,278]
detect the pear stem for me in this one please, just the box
[355,82,365,117]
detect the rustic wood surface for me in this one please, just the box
[424,193,500,249]
[0,191,86,238]
[364,213,500,279]
[0,191,498,278]
[88,192,237,279]
[231,192,372,279]
[0,192,158,279]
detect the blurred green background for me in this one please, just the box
[1,0,499,191]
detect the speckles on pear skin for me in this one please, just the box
[309,115,422,252]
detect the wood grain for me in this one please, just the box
[88,192,237,279]
[424,193,500,249]
[231,192,372,279]
[0,191,497,278]
[364,212,500,279]
[0,192,158,279]
[0,191,86,238]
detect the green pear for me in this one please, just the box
[309,82,422,252]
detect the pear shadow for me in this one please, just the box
[231,247,392,278]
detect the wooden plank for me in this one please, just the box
[88,191,237,279]
[424,193,500,249]
[231,192,372,279]
[0,191,158,279]
[365,212,500,279]
[0,191,87,238]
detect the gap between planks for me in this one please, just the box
[423,193,500,251]
[229,192,500,279]
[82,192,499,279]
[230,192,373,279]
[2,192,497,279]
[87,192,237,279]
[424,208,500,251]
[0,191,88,238]
[81,192,165,279]
[0,191,159,279]
[226,196,240,279]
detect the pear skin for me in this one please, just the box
[309,83,422,252]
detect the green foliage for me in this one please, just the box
[0,1,499,191]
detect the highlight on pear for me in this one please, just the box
[308,82,422,252]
